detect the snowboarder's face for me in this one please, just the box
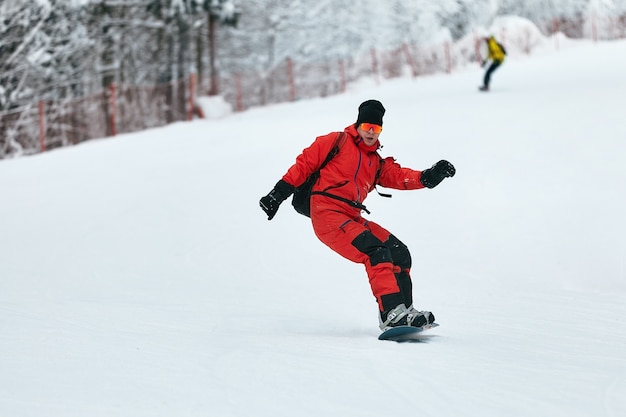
[357,123,381,146]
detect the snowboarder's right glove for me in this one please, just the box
[259,180,294,220]
[420,160,456,188]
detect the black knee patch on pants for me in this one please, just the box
[385,234,411,269]
[351,231,392,266]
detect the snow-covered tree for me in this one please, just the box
[0,0,94,110]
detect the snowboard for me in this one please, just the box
[378,323,439,342]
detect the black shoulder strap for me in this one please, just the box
[319,132,346,171]
[373,153,392,198]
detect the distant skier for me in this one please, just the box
[259,100,456,332]
[479,35,506,92]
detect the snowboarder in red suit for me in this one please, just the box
[260,100,455,330]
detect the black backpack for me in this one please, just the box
[291,133,346,217]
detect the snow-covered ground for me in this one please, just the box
[2,37,626,417]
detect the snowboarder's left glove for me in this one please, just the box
[420,160,456,188]
[259,180,294,220]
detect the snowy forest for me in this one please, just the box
[1,0,626,158]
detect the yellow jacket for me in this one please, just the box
[486,37,506,63]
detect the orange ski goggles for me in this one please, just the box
[359,123,383,134]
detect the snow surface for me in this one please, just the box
[2,38,626,417]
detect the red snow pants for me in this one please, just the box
[311,207,413,313]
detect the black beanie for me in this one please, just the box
[356,99,385,127]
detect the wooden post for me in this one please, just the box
[236,73,243,112]
[371,48,379,84]
[188,73,196,121]
[474,34,483,66]
[38,100,46,152]
[338,59,346,92]
[553,18,560,50]
[109,83,117,136]
[592,13,598,43]
[444,41,451,74]
[402,43,417,77]
[287,57,296,102]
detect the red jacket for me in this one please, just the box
[283,124,425,218]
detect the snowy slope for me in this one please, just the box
[1,39,626,417]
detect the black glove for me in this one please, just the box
[259,180,294,220]
[420,160,456,189]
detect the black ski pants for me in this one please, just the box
[483,61,502,87]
